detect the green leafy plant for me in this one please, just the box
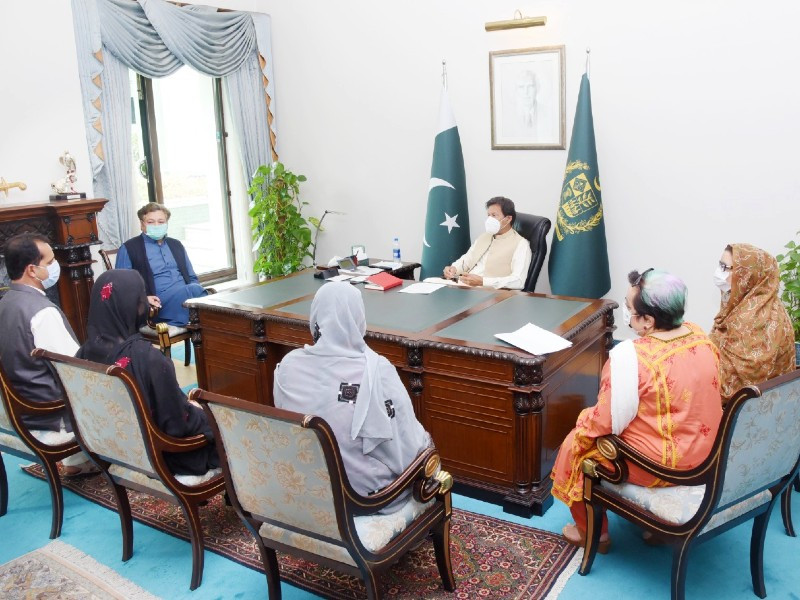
[776,230,800,342]
[249,162,317,278]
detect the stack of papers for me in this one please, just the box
[372,260,404,269]
[398,282,445,294]
[340,266,382,276]
[423,276,470,287]
[494,323,572,355]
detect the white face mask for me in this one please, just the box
[36,260,61,289]
[485,216,502,235]
[622,303,632,328]
[713,265,731,292]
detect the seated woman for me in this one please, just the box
[710,244,795,404]
[273,282,431,513]
[77,269,218,476]
[551,269,723,551]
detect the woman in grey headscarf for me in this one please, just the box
[273,282,431,512]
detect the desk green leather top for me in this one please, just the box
[434,294,590,347]
[276,281,496,333]
[214,275,325,309]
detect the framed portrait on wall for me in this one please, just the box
[489,46,566,150]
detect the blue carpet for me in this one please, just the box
[1,460,798,599]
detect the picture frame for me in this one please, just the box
[489,45,566,150]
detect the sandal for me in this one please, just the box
[62,461,101,478]
[562,523,611,554]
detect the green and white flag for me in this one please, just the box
[420,89,471,280]
[548,73,611,298]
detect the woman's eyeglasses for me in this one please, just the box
[633,268,654,287]
[718,261,732,272]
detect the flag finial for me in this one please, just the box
[442,60,448,89]
[585,47,591,77]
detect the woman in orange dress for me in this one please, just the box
[551,269,723,550]
[710,244,795,404]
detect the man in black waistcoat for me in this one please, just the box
[115,203,207,325]
[0,233,94,475]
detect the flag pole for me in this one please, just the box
[585,47,591,78]
[442,59,448,90]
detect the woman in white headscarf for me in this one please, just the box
[273,282,431,512]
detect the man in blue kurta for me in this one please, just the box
[115,203,207,325]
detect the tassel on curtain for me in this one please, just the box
[71,0,278,247]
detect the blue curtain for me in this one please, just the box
[71,0,278,247]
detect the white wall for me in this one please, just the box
[4,0,799,335]
[242,0,800,333]
[0,1,92,204]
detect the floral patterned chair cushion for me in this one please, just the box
[0,431,29,455]
[51,363,151,473]
[258,494,433,565]
[600,482,706,525]
[109,464,223,492]
[601,481,773,533]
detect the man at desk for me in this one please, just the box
[443,196,531,289]
[115,203,206,325]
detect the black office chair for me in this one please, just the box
[513,213,551,292]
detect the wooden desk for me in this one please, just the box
[187,274,615,517]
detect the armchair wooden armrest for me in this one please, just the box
[345,447,451,514]
[144,428,210,454]
[582,434,716,487]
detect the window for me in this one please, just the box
[130,68,236,283]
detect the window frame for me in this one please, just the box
[135,73,237,285]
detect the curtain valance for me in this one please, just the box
[72,0,277,247]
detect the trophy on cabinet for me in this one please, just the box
[50,151,87,201]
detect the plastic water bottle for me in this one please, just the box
[392,237,401,261]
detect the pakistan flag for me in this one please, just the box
[420,89,471,280]
[548,74,611,298]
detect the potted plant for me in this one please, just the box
[249,162,320,278]
[776,230,800,366]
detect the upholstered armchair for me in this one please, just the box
[578,369,800,600]
[513,212,551,292]
[34,349,225,590]
[192,388,457,600]
[0,360,81,539]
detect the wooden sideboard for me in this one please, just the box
[0,198,108,341]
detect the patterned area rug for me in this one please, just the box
[23,464,578,599]
[0,539,159,599]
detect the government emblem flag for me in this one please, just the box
[548,73,611,298]
[420,88,471,280]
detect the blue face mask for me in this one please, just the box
[145,223,168,240]
[35,260,61,290]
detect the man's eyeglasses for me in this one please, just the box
[718,261,732,272]
[633,268,654,288]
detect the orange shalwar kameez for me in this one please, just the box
[551,322,723,531]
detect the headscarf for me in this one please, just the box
[710,243,795,401]
[283,282,392,453]
[78,269,149,364]
[77,269,217,475]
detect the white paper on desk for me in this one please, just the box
[494,322,572,355]
[423,276,470,287]
[340,266,382,276]
[326,274,353,282]
[398,282,444,294]
[372,260,403,269]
